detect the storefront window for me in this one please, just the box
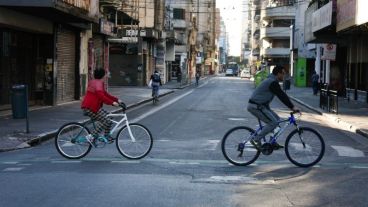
[0,29,53,109]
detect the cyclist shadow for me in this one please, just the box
[216,163,314,182]
[250,165,314,181]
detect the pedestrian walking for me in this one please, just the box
[195,71,200,86]
[311,71,319,95]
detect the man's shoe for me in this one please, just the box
[272,142,284,150]
[250,139,262,150]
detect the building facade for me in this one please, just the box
[0,0,100,110]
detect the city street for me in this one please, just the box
[1,76,368,207]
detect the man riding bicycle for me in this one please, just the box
[247,65,299,150]
[150,70,162,99]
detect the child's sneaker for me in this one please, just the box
[104,135,114,144]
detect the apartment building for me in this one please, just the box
[260,0,295,73]
[109,0,166,86]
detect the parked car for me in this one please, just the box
[240,70,251,79]
[225,69,234,76]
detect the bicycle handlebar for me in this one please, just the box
[290,110,302,120]
[118,102,127,111]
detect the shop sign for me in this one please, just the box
[321,44,336,60]
[121,37,138,43]
[312,1,333,32]
[100,19,115,36]
[125,30,147,37]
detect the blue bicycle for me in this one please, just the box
[221,112,325,167]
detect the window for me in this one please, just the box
[173,8,185,20]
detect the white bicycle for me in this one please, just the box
[55,104,153,159]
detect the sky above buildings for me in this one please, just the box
[216,0,243,56]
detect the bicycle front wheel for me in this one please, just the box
[285,127,325,167]
[116,123,153,159]
[55,122,92,159]
[221,126,260,166]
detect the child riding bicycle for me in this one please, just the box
[81,68,126,142]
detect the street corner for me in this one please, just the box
[357,129,368,139]
[0,133,33,152]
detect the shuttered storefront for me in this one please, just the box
[56,26,76,103]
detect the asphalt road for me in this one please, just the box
[1,76,368,207]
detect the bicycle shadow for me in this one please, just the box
[250,165,315,181]
[215,162,315,182]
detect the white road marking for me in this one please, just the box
[3,167,23,172]
[350,165,368,169]
[130,90,195,123]
[288,143,312,152]
[169,161,200,165]
[331,146,365,157]
[3,162,18,164]
[61,142,75,147]
[51,160,82,164]
[228,118,247,121]
[18,164,32,166]
[156,139,171,142]
[205,140,220,151]
[193,176,275,184]
[197,81,209,88]
[111,160,140,164]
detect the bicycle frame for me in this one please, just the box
[250,113,300,144]
[89,112,136,142]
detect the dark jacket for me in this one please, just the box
[249,74,294,109]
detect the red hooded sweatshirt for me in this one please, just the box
[81,79,118,113]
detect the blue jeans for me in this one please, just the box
[152,85,159,97]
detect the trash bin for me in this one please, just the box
[11,84,28,119]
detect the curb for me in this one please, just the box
[0,90,175,152]
[289,96,323,115]
[289,95,368,139]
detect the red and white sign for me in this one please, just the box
[321,44,336,61]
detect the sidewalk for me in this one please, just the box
[287,86,368,138]
[0,86,175,152]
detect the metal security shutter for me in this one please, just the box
[56,26,76,103]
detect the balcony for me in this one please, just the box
[175,45,187,53]
[261,6,295,20]
[173,19,187,29]
[166,30,176,39]
[252,48,260,56]
[260,27,290,39]
[262,48,290,57]
[0,0,98,23]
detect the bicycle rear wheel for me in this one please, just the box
[116,123,153,159]
[285,127,325,167]
[221,126,260,166]
[55,122,92,159]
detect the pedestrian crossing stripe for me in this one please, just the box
[331,145,365,158]
[3,167,23,172]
